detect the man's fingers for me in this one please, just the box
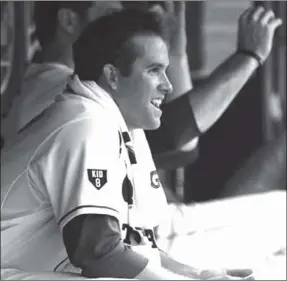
[260,9,275,25]
[239,6,254,23]
[174,1,185,17]
[269,18,283,30]
[226,269,253,278]
[207,275,242,280]
[250,5,265,22]
[244,274,255,280]
[162,1,174,14]
[173,1,186,26]
[149,4,165,16]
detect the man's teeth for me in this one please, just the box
[151,99,162,108]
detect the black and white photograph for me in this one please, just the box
[1,1,286,280]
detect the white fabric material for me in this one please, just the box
[1,75,167,277]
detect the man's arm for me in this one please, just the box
[159,250,254,280]
[62,215,251,280]
[63,214,192,280]
[188,52,258,133]
[63,215,148,279]
[159,250,201,279]
[181,6,282,135]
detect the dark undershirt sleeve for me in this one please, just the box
[63,214,148,279]
[145,93,201,154]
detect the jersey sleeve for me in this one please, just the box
[28,117,127,230]
[63,214,148,278]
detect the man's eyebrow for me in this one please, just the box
[147,63,166,69]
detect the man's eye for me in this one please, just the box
[148,67,160,74]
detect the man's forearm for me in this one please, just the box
[166,54,193,102]
[135,260,193,280]
[159,250,201,279]
[189,52,259,133]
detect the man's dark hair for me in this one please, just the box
[73,9,169,82]
[34,1,93,47]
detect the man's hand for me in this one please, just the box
[237,6,282,63]
[149,1,187,56]
[207,276,254,280]
[200,268,254,280]
[148,1,193,102]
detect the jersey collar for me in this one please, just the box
[67,75,131,136]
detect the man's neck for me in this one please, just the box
[36,42,74,70]
[98,81,134,132]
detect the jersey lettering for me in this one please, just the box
[144,229,158,248]
[122,223,141,245]
[122,224,157,248]
[150,170,160,189]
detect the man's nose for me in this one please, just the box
[159,75,173,96]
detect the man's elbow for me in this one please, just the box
[79,243,148,279]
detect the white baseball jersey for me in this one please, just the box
[1,75,168,276]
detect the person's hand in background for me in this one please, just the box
[237,5,282,64]
[149,1,187,56]
[149,1,192,101]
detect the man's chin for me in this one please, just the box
[144,120,161,131]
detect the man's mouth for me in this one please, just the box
[151,98,163,109]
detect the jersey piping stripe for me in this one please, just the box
[118,131,122,156]
[58,205,119,225]
[122,131,131,143]
[120,131,137,164]
[53,256,69,271]
[127,147,137,164]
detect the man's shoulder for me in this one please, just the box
[29,97,118,151]
[53,95,118,133]
[52,111,118,146]
[2,96,117,160]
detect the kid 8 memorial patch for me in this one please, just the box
[87,169,107,190]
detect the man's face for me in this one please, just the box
[114,35,173,130]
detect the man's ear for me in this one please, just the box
[57,8,79,35]
[103,64,118,91]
